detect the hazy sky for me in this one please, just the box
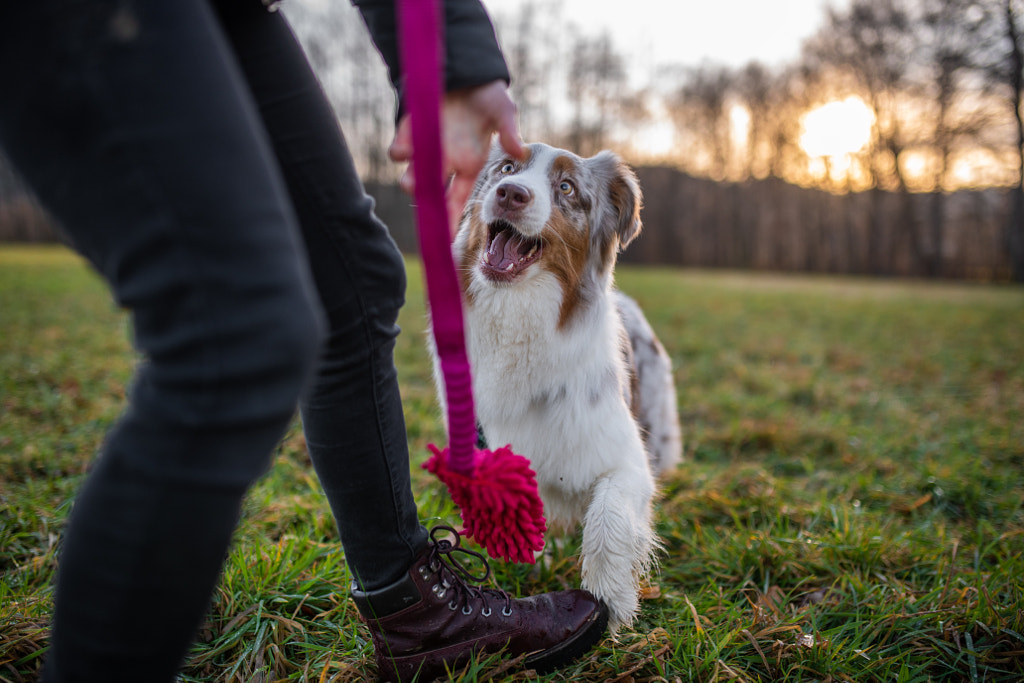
[484,0,846,72]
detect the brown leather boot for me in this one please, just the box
[351,526,608,682]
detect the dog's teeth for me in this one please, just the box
[526,245,538,258]
[505,262,515,271]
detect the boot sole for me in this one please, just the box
[524,600,610,675]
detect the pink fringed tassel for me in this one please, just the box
[423,445,546,565]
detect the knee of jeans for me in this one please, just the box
[113,288,325,490]
[138,281,326,429]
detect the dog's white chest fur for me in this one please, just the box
[465,274,642,501]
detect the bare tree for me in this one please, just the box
[914,0,997,276]
[565,31,628,156]
[804,0,919,274]
[492,1,560,142]
[284,2,395,182]
[810,0,916,189]
[733,62,775,180]
[668,63,735,180]
[1002,0,1024,280]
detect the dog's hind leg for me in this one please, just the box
[615,291,683,476]
[579,466,657,632]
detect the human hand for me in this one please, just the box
[389,79,527,236]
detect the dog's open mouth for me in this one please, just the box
[481,221,543,281]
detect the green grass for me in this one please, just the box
[2,244,1023,682]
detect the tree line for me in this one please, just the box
[2,0,1022,280]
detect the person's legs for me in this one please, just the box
[212,1,429,591]
[0,2,324,681]
[210,10,609,682]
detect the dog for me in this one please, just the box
[431,142,682,630]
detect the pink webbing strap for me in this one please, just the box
[397,0,477,474]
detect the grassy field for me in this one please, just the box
[2,244,1023,682]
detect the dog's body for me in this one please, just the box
[432,143,681,629]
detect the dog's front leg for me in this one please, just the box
[579,466,657,631]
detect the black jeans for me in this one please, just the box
[0,1,428,680]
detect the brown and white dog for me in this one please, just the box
[431,142,682,630]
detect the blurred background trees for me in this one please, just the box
[2,0,1022,280]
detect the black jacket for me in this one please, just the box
[352,0,511,119]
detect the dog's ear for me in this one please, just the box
[487,138,506,164]
[590,151,643,250]
[461,141,509,221]
[477,140,506,190]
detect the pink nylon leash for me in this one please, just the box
[397,0,547,563]
[397,0,477,474]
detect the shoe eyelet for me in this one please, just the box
[418,566,431,580]
[448,600,459,611]
[481,606,492,617]
[502,605,513,617]
[462,605,473,615]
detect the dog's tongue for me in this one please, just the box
[487,229,526,269]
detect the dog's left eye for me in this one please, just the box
[559,180,575,196]
[500,162,515,174]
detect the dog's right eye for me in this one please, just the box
[500,162,515,175]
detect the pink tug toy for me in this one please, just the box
[397,0,546,564]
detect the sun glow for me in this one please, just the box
[800,97,874,159]
[628,102,677,161]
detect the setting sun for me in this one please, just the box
[799,97,875,159]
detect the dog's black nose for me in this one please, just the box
[495,182,532,211]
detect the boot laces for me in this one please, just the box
[426,526,513,618]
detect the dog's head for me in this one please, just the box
[456,142,643,326]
